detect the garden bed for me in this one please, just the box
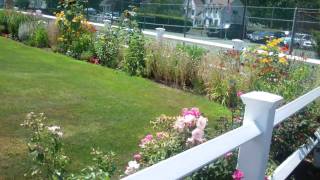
[0,37,230,178]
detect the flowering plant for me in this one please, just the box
[55,0,95,56]
[21,112,69,179]
[242,38,289,82]
[124,108,211,176]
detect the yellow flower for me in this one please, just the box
[57,37,64,42]
[279,57,288,64]
[260,58,271,63]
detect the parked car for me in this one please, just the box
[207,24,244,39]
[249,31,274,44]
[283,33,316,49]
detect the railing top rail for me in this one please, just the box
[122,123,262,180]
[274,86,320,126]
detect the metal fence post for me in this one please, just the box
[289,7,298,55]
[241,0,248,40]
[184,0,190,38]
[237,92,283,180]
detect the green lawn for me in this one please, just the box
[0,37,230,178]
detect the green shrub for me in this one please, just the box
[124,31,145,76]
[176,44,206,61]
[22,113,117,179]
[0,10,8,33]
[28,25,49,48]
[68,33,93,59]
[313,31,320,57]
[94,32,120,68]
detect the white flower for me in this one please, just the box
[47,126,63,137]
[173,116,185,132]
[196,116,208,130]
[125,161,140,175]
[48,126,60,132]
[56,131,63,138]
[184,114,196,124]
[128,161,140,169]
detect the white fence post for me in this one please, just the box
[237,91,283,180]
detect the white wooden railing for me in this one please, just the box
[123,87,320,180]
[14,10,320,65]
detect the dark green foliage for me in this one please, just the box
[28,26,49,48]
[15,0,29,9]
[124,31,145,76]
[313,31,320,57]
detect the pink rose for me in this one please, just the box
[182,108,201,118]
[139,134,153,148]
[133,153,142,161]
[232,169,244,180]
[224,152,233,159]
[191,128,204,143]
[156,132,166,139]
[196,116,207,130]
[237,91,244,97]
[173,116,185,132]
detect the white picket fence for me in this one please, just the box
[123,87,320,180]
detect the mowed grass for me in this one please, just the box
[0,37,230,178]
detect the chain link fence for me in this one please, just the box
[5,0,320,59]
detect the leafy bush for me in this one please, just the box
[69,149,116,179]
[176,44,206,62]
[21,113,117,179]
[94,32,120,68]
[123,31,145,76]
[21,112,69,179]
[55,0,96,56]
[313,31,320,57]
[28,24,49,48]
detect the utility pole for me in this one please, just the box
[241,0,248,40]
[289,7,298,55]
[184,0,191,38]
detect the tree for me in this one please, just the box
[16,0,30,9]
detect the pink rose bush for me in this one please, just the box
[124,108,208,176]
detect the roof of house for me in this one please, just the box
[194,0,205,6]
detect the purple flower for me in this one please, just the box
[232,169,244,180]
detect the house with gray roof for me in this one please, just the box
[185,0,245,28]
